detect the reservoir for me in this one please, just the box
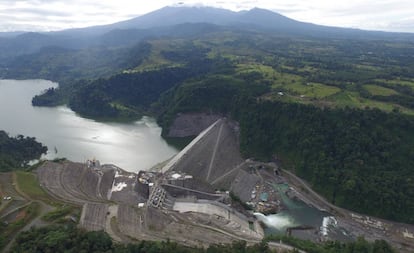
[0,79,178,172]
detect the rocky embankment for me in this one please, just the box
[167,113,221,137]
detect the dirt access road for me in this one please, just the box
[282,169,344,214]
[282,169,414,253]
[0,172,54,253]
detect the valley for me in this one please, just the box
[2,116,414,252]
[1,4,414,253]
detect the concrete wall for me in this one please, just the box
[173,200,250,229]
[173,200,264,239]
[163,184,221,201]
[174,201,228,219]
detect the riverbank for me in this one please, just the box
[282,168,414,252]
[0,79,178,172]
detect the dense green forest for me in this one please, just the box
[11,225,395,253]
[66,57,221,119]
[27,32,414,118]
[265,235,396,253]
[11,225,271,253]
[0,131,47,171]
[233,99,414,223]
[8,41,152,83]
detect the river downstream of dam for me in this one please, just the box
[0,79,178,172]
[255,183,352,241]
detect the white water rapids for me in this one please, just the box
[254,212,297,231]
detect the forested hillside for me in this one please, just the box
[28,31,414,118]
[67,57,222,119]
[233,99,414,223]
[12,225,395,253]
[0,131,47,171]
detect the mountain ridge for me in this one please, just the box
[3,6,414,37]
[0,5,413,61]
[0,6,288,59]
[58,6,405,38]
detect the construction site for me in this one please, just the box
[25,116,414,251]
[34,118,268,247]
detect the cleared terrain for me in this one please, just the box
[35,157,263,247]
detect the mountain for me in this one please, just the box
[111,6,238,29]
[0,31,25,38]
[51,6,237,37]
[59,6,414,39]
[0,33,61,60]
[1,5,414,60]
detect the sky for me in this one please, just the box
[0,0,413,33]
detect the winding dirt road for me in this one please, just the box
[2,173,54,252]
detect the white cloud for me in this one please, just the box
[0,0,413,32]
